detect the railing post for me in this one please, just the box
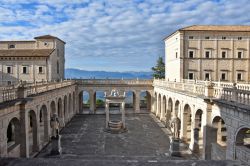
[204,81,214,98]
[17,84,27,99]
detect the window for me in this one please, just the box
[7,66,12,74]
[237,73,242,81]
[221,73,226,81]
[44,42,48,46]
[221,51,227,58]
[8,44,15,49]
[22,66,28,74]
[205,51,210,58]
[39,66,43,74]
[222,36,226,40]
[189,50,194,58]
[189,36,194,39]
[205,73,210,80]
[238,37,242,40]
[205,36,210,39]
[7,81,11,85]
[237,51,243,58]
[188,72,194,80]
[175,52,178,58]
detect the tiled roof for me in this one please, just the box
[180,25,250,31]
[34,35,66,44]
[0,49,55,57]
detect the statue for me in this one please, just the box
[170,116,181,139]
[110,89,119,97]
[50,113,59,138]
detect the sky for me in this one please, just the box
[0,0,249,72]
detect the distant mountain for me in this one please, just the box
[65,68,153,79]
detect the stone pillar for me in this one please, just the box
[20,104,29,157]
[33,111,40,152]
[160,97,165,121]
[89,90,96,114]
[121,102,125,128]
[151,93,155,113]
[105,102,109,129]
[156,94,159,116]
[189,108,196,151]
[79,91,83,114]
[180,109,187,140]
[0,121,8,157]
[134,91,140,113]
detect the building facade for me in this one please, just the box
[165,25,250,83]
[0,35,65,85]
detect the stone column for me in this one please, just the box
[33,110,40,152]
[0,121,8,157]
[151,93,155,113]
[20,104,29,157]
[156,94,159,116]
[121,102,125,128]
[189,108,196,151]
[180,111,187,141]
[134,91,140,113]
[105,102,109,129]
[160,97,165,121]
[89,90,96,114]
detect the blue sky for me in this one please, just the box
[0,0,249,72]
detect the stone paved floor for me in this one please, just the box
[1,114,244,166]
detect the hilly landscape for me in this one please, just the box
[65,68,153,79]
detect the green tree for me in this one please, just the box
[152,56,165,79]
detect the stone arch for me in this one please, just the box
[182,104,192,143]
[174,100,180,118]
[94,90,105,112]
[166,97,173,125]
[63,95,68,122]
[194,109,203,152]
[212,116,227,147]
[39,105,49,144]
[50,100,56,116]
[57,98,63,119]
[28,110,39,155]
[157,93,162,117]
[82,91,90,112]
[7,117,21,157]
[140,90,152,112]
[68,93,72,118]
[235,126,250,162]
[125,90,136,110]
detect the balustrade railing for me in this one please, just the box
[0,80,74,103]
[76,79,153,85]
[154,79,250,106]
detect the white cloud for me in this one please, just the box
[0,0,249,71]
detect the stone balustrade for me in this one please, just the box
[154,79,250,105]
[0,80,74,103]
[75,79,153,85]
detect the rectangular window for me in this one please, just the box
[221,51,226,58]
[188,72,194,80]
[221,73,226,81]
[189,36,194,39]
[205,36,210,39]
[205,73,210,80]
[189,51,194,58]
[237,73,242,81]
[222,36,226,40]
[176,52,178,58]
[7,66,12,74]
[8,44,15,49]
[238,37,242,40]
[237,51,243,58]
[22,66,28,74]
[205,51,210,58]
[7,81,12,85]
[39,66,43,74]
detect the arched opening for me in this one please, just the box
[174,100,180,118]
[50,101,56,117]
[194,109,203,152]
[235,127,250,162]
[162,95,167,119]
[28,110,38,155]
[157,94,161,117]
[39,105,49,145]
[166,98,173,127]
[212,116,227,147]
[182,104,192,143]
[153,92,157,113]
[95,91,105,112]
[140,91,151,112]
[82,91,90,112]
[7,117,20,157]
[64,95,68,122]
[68,94,72,118]
[58,98,63,120]
[125,91,135,112]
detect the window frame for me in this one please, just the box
[188,72,194,80]
[237,50,243,59]
[8,44,15,49]
[204,72,210,81]
[221,50,227,58]
[222,36,226,40]
[204,50,211,58]
[221,72,227,81]
[38,66,43,74]
[188,36,194,40]
[188,50,194,58]
[237,72,243,81]
[205,36,210,40]
[6,66,12,74]
[22,66,29,74]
